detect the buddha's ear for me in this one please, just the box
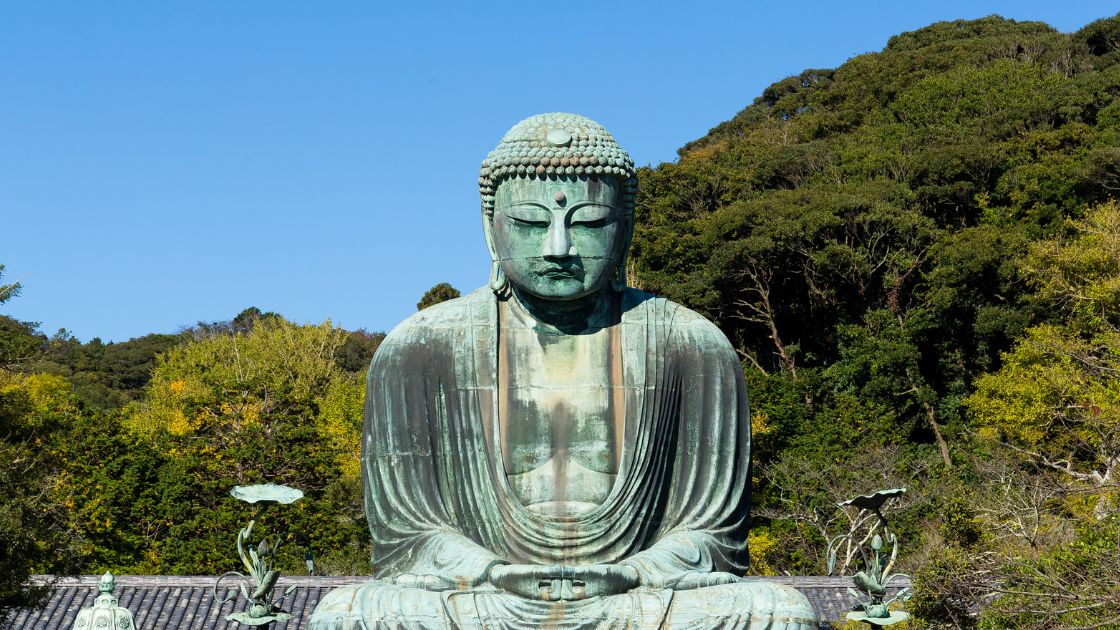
[481,211,498,262]
[481,211,508,294]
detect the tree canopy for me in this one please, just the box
[416,282,461,310]
[630,13,1120,627]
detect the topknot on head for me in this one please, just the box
[479,113,637,217]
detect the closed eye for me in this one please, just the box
[511,216,549,228]
[503,205,551,227]
[569,204,613,227]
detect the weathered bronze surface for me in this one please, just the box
[215,484,310,626]
[309,113,817,628]
[833,489,912,627]
[71,572,136,630]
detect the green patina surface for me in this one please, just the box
[71,572,136,630]
[216,484,309,627]
[308,114,819,629]
[833,489,912,628]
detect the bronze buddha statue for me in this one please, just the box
[309,113,817,629]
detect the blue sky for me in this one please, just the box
[2,1,1117,342]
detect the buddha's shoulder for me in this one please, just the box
[376,287,491,348]
[622,289,733,349]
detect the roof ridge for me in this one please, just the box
[29,575,374,587]
[11,575,910,628]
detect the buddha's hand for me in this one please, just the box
[565,564,641,599]
[669,571,741,590]
[390,573,456,591]
[489,564,639,601]
[487,564,560,600]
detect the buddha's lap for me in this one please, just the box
[308,579,816,629]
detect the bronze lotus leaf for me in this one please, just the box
[838,487,907,512]
[231,484,304,505]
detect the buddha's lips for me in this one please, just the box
[539,265,581,279]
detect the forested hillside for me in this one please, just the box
[630,13,1120,628]
[2,13,1120,629]
[0,291,387,616]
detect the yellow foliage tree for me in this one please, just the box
[136,317,364,480]
[969,202,1120,486]
[126,316,369,573]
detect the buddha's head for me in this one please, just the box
[479,113,637,301]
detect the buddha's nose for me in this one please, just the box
[543,222,575,260]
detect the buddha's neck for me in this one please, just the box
[508,287,613,334]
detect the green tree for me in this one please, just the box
[969,202,1120,487]
[0,371,77,620]
[626,15,1120,605]
[130,316,368,574]
[0,316,43,371]
[0,266,18,306]
[335,329,385,373]
[917,202,1120,628]
[0,266,73,620]
[416,282,461,310]
[30,330,185,409]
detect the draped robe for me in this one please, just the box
[309,288,817,629]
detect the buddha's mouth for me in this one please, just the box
[539,265,581,279]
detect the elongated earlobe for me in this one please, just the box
[490,260,509,295]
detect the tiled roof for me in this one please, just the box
[758,576,910,626]
[7,574,910,629]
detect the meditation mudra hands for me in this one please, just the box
[389,565,742,601]
[488,564,640,601]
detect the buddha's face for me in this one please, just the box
[491,176,624,301]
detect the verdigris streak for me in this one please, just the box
[309,113,818,628]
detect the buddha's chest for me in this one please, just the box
[498,323,623,516]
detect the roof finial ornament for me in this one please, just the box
[71,572,137,630]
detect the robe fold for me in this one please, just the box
[310,287,817,629]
